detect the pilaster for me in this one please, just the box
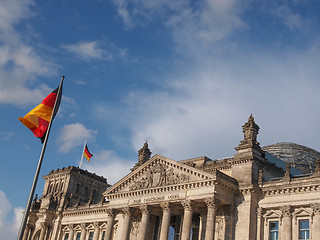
[280,205,292,240]
[311,203,320,239]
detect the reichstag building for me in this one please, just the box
[23,115,320,240]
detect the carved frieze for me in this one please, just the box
[129,164,190,191]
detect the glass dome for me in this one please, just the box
[262,142,320,174]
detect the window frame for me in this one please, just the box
[64,232,69,240]
[88,231,94,240]
[269,220,279,240]
[298,219,310,240]
[75,232,81,240]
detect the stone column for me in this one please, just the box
[69,224,74,240]
[93,222,100,240]
[280,206,292,240]
[105,209,115,240]
[199,209,207,240]
[22,224,30,240]
[80,223,87,240]
[120,207,132,240]
[228,205,235,240]
[311,203,320,239]
[159,202,171,240]
[256,208,263,240]
[39,223,48,240]
[181,199,193,240]
[139,205,150,240]
[204,198,217,240]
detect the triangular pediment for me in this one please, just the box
[104,154,215,196]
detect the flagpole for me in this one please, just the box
[79,141,86,169]
[17,76,64,240]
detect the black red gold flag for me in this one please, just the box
[18,86,62,143]
[84,144,93,162]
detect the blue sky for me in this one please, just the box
[1,0,320,238]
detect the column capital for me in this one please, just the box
[311,203,320,215]
[160,202,171,213]
[40,222,48,229]
[280,205,291,217]
[181,199,193,211]
[121,206,132,217]
[106,208,115,218]
[93,222,100,229]
[204,197,218,208]
[257,207,263,217]
[140,204,151,215]
[80,223,87,230]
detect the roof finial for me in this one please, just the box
[131,141,152,171]
[235,114,261,151]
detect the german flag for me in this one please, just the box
[84,144,93,162]
[18,86,62,143]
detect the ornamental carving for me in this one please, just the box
[204,197,216,208]
[106,209,115,218]
[257,207,263,217]
[129,164,190,191]
[140,205,150,215]
[130,221,140,239]
[93,222,100,229]
[181,199,193,211]
[280,206,291,217]
[160,202,171,212]
[122,207,132,216]
[311,203,320,215]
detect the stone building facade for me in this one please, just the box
[23,115,320,240]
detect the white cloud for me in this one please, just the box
[0,190,23,240]
[61,41,112,61]
[274,5,303,31]
[0,0,58,106]
[94,42,320,160]
[58,123,97,152]
[112,0,246,57]
[84,150,135,184]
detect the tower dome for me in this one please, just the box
[262,142,320,174]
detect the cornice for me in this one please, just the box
[262,177,320,196]
[63,205,111,217]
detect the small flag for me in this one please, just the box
[18,85,62,143]
[83,144,93,162]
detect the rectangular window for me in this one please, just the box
[88,232,94,240]
[101,231,105,240]
[269,221,279,240]
[64,233,69,240]
[299,219,310,239]
[76,232,81,240]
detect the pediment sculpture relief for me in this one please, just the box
[129,164,190,191]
